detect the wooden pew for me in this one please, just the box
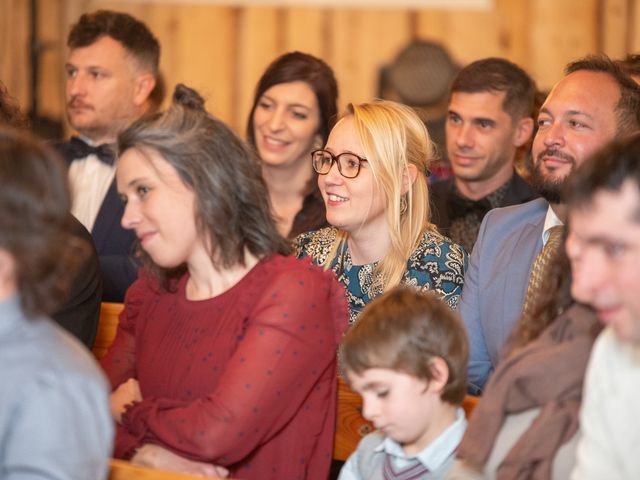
[93,302,124,360]
[108,459,225,480]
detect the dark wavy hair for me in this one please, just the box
[0,128,88,317]
[0,82,29,129]
[566,55,640,137]
[68,10,160,75]
[450,57,537,122]
[246,51,338,148]
[118,84,291,288]
[339,286,468,405]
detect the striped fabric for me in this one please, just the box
[383,454,429,480]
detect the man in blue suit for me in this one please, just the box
[461,55,640,393]
[56,10,161,301]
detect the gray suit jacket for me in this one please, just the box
[459,197,548,393]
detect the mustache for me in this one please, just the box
[67,96,92,109]
[536,148,576,164]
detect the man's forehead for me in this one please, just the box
[67,36,131,66]
[542,70,620,116]
[570,182,640,233]
[448,90,508,116]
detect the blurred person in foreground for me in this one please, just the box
[0,127,112,479]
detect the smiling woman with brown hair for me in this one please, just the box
[246,51,338,238]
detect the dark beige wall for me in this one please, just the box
[3,0,638,133]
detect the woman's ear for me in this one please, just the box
[401,164,419,195]
[427,356,450,394]
[312,134,323,151]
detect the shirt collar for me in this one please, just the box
[373,407,467,472]
[542,206,564,245]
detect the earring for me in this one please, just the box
[400,196,408,215]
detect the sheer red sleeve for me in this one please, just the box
[100,274,154,389]
[118,262,348,463]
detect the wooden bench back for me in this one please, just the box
[108,459,224,480]
[93,302,124,360]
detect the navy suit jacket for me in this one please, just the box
[55,140,138,302]
[459,197,548,393]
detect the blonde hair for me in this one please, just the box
[323,100,436,292]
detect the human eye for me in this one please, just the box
[568,119,588,129]
[375,389,389,399]
[292,110,309,120]
[537,116,551,128]
[447,112,461,124]
[136,185,151,198]
[65,65,77,78]
[256,98,273,111]
[89,68,105,80]
[342,154,361,170]
[477,119,494,129]
[603,241,626,258]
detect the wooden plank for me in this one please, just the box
[1,0,31,107]
[528,0,599,90]
[236,6,280,133]
[333,377,373,461]
[630,0,640,52]
[601,0,629,58]
[330,8,410,108]
[92,302,123,360]
[284,7,326,58]
[109,459,225,480]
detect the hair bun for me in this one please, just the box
[173,84,206,112]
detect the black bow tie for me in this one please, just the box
[67,136,116,165]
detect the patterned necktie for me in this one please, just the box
[383,454,429,480]
[522,225,565,316]
[66,136,116,165]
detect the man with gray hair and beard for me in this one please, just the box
[460,55,640,393]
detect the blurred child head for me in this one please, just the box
[339,286,468,453]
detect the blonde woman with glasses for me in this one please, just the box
[295,100,467,324]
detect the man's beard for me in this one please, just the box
[531,148,576,203]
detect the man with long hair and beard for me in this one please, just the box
[459,55,640,393]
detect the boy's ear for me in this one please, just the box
[427,357,450,394]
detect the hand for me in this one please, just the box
[132,444,229,478]
[110,377,142,423]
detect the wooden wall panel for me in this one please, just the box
[330,9,410,108]
[3,0,638,137]
[284,8,326,57]
[528,0,599,89]
[631,0,640,51]
[1,0,31,108]
[237,7,280,129]
[602,0,630,58]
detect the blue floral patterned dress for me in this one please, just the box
[295,227,468,324]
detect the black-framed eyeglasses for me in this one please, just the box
[311,149,368,179]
